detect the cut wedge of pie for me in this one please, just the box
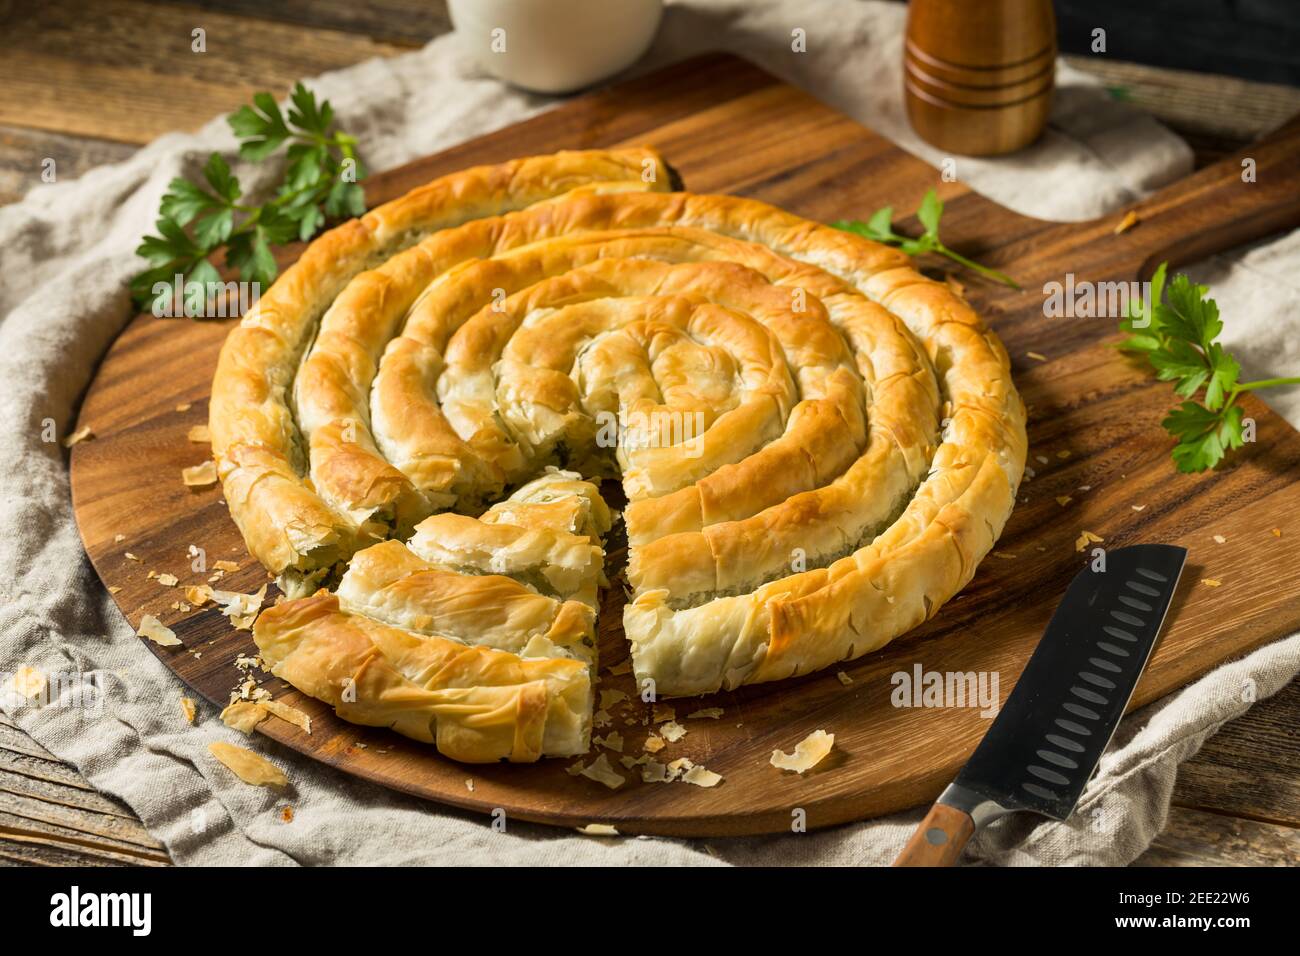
[208,147,1027,762]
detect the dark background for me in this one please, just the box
[1055,0,1299,84]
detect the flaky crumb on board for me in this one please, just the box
[683,765,724,788]
[660,720,687,742]
[579,754,625,790]
[1075,530,1104,552]
[1113,210,1140,234]
[181,460,218,487]
[263,699,312,734]
[687,707,723,719]
[63,425,94,447]
[137,614,181,647]
[221,700,268,734]
[771,729,836,774]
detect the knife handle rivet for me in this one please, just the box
[925,827,949,846]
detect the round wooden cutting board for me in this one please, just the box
[68,55,1300,836]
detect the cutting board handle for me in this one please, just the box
[1109,114,1300,280]
[893,802,976,866]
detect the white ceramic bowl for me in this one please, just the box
[448,0,664,95]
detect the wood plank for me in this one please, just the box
[0,0,407,143]
[0,789,166,858]
[1172,675,1300,826]
[0,768,157,833]
[1133,806,1300,866]
[0,832,163,867]
[148,0,452,48]
[65,54,1300,837]
[0,827,170,868]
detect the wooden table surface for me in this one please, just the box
[0,0,1297,866]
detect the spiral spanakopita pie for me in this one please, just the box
[209,147,1027,763]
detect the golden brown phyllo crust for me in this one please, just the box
[211,147,1025,762]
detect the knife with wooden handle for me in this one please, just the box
[894,544,1187,866]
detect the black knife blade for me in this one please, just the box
[948,543,1187,823]
[895,544,1189,865]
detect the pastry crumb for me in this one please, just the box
[263,698,312,734]
[1075,530,1104,552]
[182,461,218,487]
[599,689,628,709]
[687,707,723,719]
[579,754,625,790]
[221,700,269,734]
[63,425,94,447]
[576,823,619,836]
[9,665,46,701]
[1113,210,1140,234]
[771,729,835,774]
[660,720,687,743]
[1201,578,1222,587]
[180,696,197,724]
[836,670,853,686]
[209,742,286,788]
[683,765,724,788]
[137,614,181,646]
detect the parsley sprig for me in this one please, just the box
[833,189,1020,289]
[131,83,365,314]
[1118,262,1300,472]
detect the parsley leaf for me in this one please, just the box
[1119,262,1299,473]
[833,189,1020,289]
[131,85,366,313]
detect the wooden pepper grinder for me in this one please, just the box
[904,0,1057,156]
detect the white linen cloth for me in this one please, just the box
[2,0,1296,866]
